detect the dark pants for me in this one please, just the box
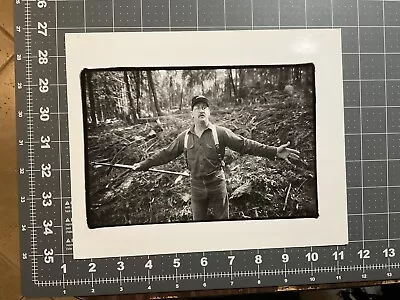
[190,170,229,221]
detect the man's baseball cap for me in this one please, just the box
[191,95,210,110]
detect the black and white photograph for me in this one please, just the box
[66,30,348,258]
[82,64,318,228]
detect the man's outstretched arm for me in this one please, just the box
[221,127,300,163]
[133,132,185,171]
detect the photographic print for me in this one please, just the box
[82,64,318,228]
[66,29,348,258]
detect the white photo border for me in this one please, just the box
[65,29,348,259]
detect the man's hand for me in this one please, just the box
[132,162,145,171]
[276,141,300,164]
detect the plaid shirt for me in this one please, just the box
[140,124,277,178]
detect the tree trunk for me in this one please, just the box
[289,67,294,85]
[214,71,217,99]
[146,70,162,116]
[86,70,97,127]
[169,76,173,110]
[98,74,107,123]
[297,68,300,87]
[235,69,238,89]
[133,71,141,118]
[238,69,245,98]
[104,82,112,120]
[268,68,275,88]
[278,67,288,90]
[179,88,184,110]
[98,94,104,123]
[179,73,184,110]
[123,71,138,124]
[228,69,238,98]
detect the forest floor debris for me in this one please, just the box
[86,90,318,228]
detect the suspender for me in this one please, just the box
[183,129,190,169]
[183,125,225,169]
[183,129,190,151]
